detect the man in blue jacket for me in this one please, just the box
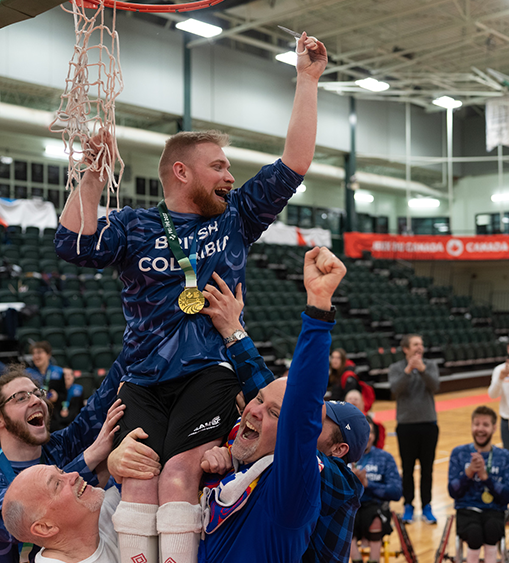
[350,416,402,563]
[448,405,509,563]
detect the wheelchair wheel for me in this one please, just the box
[392,511,418,563]
[434,515,454,563]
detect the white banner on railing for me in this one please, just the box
[257,221,332,247]
[0,198,58,232]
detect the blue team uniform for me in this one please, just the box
[198,314,332,563]
[55,160,302,386]
[26,363,63,390]
[448,444,509,511]
[225,329,364,563]
[0,355,125,562]
[356,447,402,505]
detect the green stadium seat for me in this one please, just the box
[50,349,68,368]
[91,346,114,370]
[83,291,104,308]
[61,277,82,292]
[87,308,108,326]
[67,327,90,348]
[20,246,39,260]
[40,327,67,350]
[88,326,111,346]
[64,308,87,327]
[62,290,84,308]
[109,326,124,346]
[75,374,97,399]
[106,308,125,326]
[20,259,39,273]
[60,263,80,276]
[41,308,65,327]
[103,291,122,308]
[43,293,64,308]
[67,348,93,372]
[17,327,42,353]
[39,259,59,274]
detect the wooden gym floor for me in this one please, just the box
[371,387,503,563]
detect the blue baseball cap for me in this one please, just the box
[325,401,370,463]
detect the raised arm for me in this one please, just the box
[281,32,328,175]
[59,131,113,234]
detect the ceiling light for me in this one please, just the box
[354,191,374,203]
[432,96,462,109]
[491,193,509,203]
[276,51,297,66]
[175,19,222,38]
[0,156,13,165]
[296,184,306,193]
[408,198,440,209]
[355,77,390,92]
[44,144,69,161]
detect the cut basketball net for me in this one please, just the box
[50,0,124,254]
[52,0,226,254]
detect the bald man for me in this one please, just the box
[3,465,120,563]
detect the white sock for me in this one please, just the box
[466,547,481,563]
[112,501,158,563]
[484,544,498,563]
[157,502,203,563]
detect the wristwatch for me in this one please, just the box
[224,330,249,345]
[304,304,337,323]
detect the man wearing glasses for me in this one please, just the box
[0,362,125,562]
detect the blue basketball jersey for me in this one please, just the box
[55,159,302,386]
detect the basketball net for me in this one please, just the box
[50,0,125,254]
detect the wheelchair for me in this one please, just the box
[434,514,508,563]
[358,511,418,563]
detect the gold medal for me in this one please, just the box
[482,490,494,504]
[178,287,205,314]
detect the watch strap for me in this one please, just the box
[304,304,336,323]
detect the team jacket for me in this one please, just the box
[226,329,364,563]
[198,314,332,563]
[355,447,402,505]
[448,443,509,511]
[55,160,302,387]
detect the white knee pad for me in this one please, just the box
[112,501,158,536]
[157,502,203,535]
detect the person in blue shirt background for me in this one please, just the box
[26,341,65,405]
[448,405,509,563]
[50,368,85,432]
[350,415,402,563]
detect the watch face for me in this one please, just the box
[234,330,246,340]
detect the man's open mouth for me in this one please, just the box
[27,413,44,427]
[215,188,229,201]
[241,420,259,440]
[77,480,88,498]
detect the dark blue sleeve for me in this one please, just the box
[448,447,472,499]
[485,451,509,504]
[227,337,275,403]
[54,208,130,268]
[368,453,402,501]
[44,354,125,466]
[228,159,303,245]
[270,313,334,527]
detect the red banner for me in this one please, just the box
[344,232,509,261]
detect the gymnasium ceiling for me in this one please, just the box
[3,0,509,181]
[182,0,509,110]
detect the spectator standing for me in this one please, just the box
[487,345,509,449]
[388,333,439,524]
[50,369,85,432]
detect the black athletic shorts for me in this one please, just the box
[456,508,505,547]
[353,502,393,540]
[113,365,241,465]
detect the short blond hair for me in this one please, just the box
[158,130,229,182]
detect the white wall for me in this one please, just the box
[452,173,509,234]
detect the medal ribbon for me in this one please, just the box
[157,200,198,289]
[479,447,494,503]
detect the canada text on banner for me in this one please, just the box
[344,232,509,261]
